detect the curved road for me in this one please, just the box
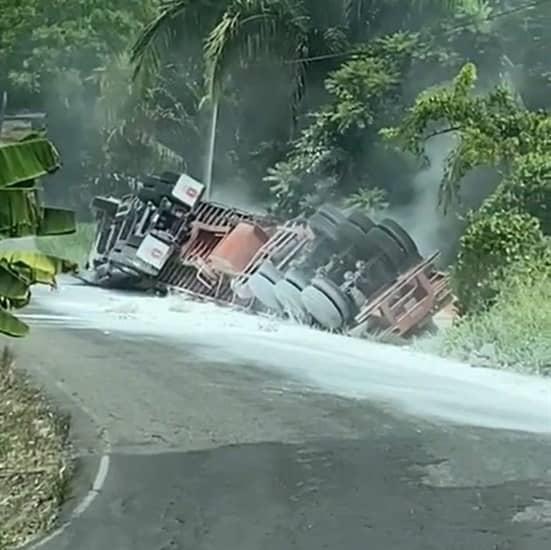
[10,282,551,549]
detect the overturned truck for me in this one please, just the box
[82,172,452,338]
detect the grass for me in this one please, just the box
[416,273,551,376]
[35,223,96,267]
[0,347,72,549]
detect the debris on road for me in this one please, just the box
[81,172,452,339]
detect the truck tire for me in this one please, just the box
[308,211,340,242]
[345,208,376,234]
[364,226,410,273]
[301,276,353,329]
[337,220,371,253]
[317,204,348,226]
[275,276,310,323]
[232,279,254,300]
[248,261,283,312]
[311,205,371,252]
[319,205,378,256]
[379,219,421,261]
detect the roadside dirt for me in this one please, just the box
[0,346,71,550]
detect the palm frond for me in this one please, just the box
[204,0,310,101]
[95,53,135,129]
[343,0,372,30]
[131,0,226,81]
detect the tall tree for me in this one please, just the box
[0,1,159,212]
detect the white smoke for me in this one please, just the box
[387,135,457,259]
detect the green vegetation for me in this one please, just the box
[0,347,71,549]
[389,63,551,372]
[418,265,551,375]
[0,130,78,337]
[35,223,96,266]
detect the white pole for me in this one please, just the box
[204,97,219,201]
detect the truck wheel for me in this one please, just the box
[345,208,376,234]
[337,221,371,256]
[275,277,310,323]
[318,205,379,257]
[248,261,283,312]
[379,219,421,261]
[308,212,340,242]
[311,205,370,251]
[364,226,411,273]
[317,204,348,225]
[301,276,352,330]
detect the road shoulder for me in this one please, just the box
[6,331,110,549]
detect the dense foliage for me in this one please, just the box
[384,63,551,212]
[453,211,549,312]
[0,1,160,211]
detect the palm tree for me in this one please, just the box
[132,0,473,95]
[130,0,475,194]
[131,1,313,195]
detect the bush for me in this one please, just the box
[481,153,551,234]
[435,261,551,376]
[452,210,547,313]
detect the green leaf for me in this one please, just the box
[0,251,78,286]
[0,135,60,188]
[38,207,77,236]
[0,307,29,337]
[0,263,30,299]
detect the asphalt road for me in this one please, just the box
[10,308,551,550]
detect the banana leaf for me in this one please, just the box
[0,189,41,238]
[0,133,75,337]
[38,207,76,236]
[0,250,78,337]
[0,262,31,298]
[0,293,31,310]
[0,307,29,337]
[0,251,78,286]
[0,135,60,188]
[0,192,76,238]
